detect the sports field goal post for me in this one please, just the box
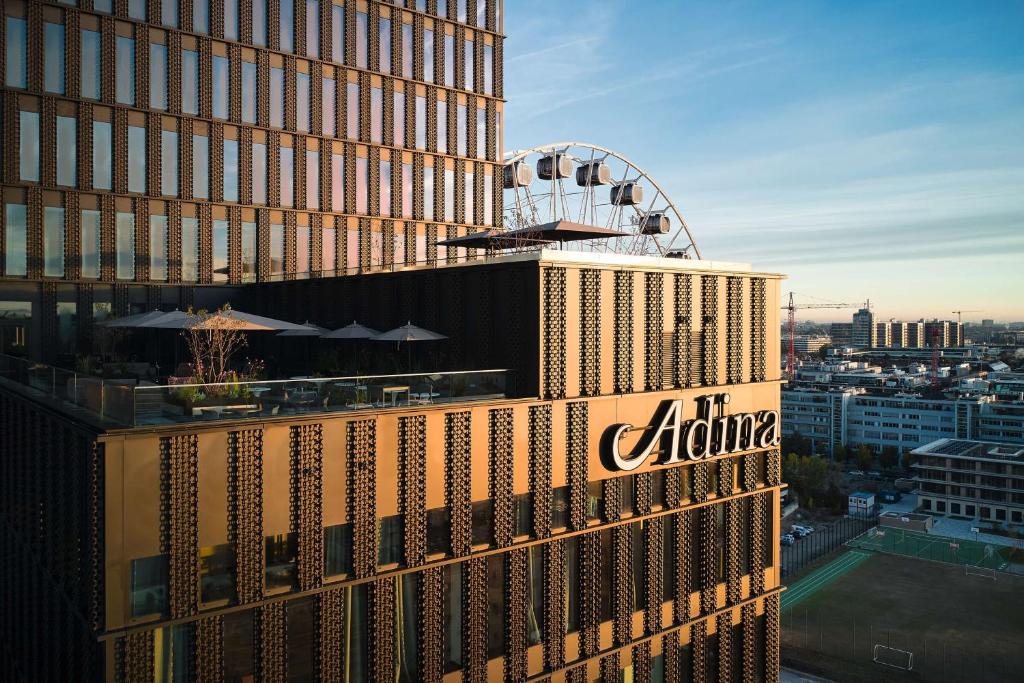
[873,644,913,671]
[965,564,996,580]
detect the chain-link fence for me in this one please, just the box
[781,514,876,579]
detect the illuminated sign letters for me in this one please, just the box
[601,394,780,472]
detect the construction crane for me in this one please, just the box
[951,309,982,325]
[782,293,857,378]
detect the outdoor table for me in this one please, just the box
[250,386,272,398]
[381,385,410,407]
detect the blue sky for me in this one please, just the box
[502,1,1024,322]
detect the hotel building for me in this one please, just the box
[0,2,785,682]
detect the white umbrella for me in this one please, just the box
[322,321,382,340]
[277,321,331,337]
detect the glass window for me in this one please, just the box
[4,204,27,276]
[200,544,234,603]
[128,125,147,194]
[424,29,434,84]
[213,56,229,119]
[331,153,344,212]
[442,564,461,671]
[378,515,403,566]
[332,5,344,63]
[213,219,228,282]
[380,160,391,217]
[150,215,168,281]
[393,92,404,147]
[356,157,368,214]
[193,0,209,34]
[280,146,294,207]
[438,0,447,18]
[526,546,543,645]
[379,18,391,74]
[464,39,474,91]
[322,77,336,135]
[457,104,467,156]
[81,209,101,279]
[477,0,487,26]
[356,12,368,68]
[193,134,209,199]
[347,83,359,139]
[306,149,319,210]
[444,35,455,87]
[458,0,468,22]
[242,62,257,123]
[181,216,198,282]
[252,0,266,45]
[93,121,112,190]
[324,524,352,576]
[296,72,310,133]
[56,116,77,187]
[44,23,65,94]
[130,555,168,617]
[306,0,320,58]
[444,168,455,222]
[415,96,426,149]
[471,499,492,547]
[402,23,413,78]
[566,536,580,632]
[265,533,297,590]
[129,0,146,20]
[182,50,200,115]
[484,173,493,225]
[252,142,267,204]
[323,225,336,272]
[81,30,102,99]
[436,100,447,153]
[477,108,486,160]
[150,44,168,110]
[424,166,434,221]
[484,44,494,96]
[270,68,285,127]
[5,17,27,88]
[223,612,255,683]
[43,207,65,278]
[162,0,179,27]
[280,0,294,53]
[296,225,310,276]
[402,163,412,219]
[345,585,369,681]
[19,111,39,182]
[269,222,284,275]
[241,221,256,282]
[116,212,135,280]
[116,37,135,105]
[486,554,504,657]
[223,138,239,202]
[370,87,383,143]
[224,0,238,41]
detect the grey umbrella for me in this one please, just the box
[95,310,173,328]
[322,321,382,339]
[276,321,330,337]
[138,307,309,331]
[373,322,447,370]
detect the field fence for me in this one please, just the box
[780,514,877,579]
[846,526,1024,576]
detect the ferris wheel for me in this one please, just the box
[502,142,702,259]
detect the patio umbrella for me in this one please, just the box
[276,321,330,337]
[322,321,381,339]
[139,308,309,331]
[95,310,173,328]
[372,322,447,370]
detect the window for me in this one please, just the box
[345,585,369,680]
[464,39,474,91]
[116,212,135,280]
[526,546,543,645]
[241,221,256,282]
[182,50,200,115]
[477,0,486,26]
[306,0,320,58]
[56,117,77,187]
[280,146,294,207]
[393,92,405,146]
[442,563,462,671]
[296,72,310,132]
[484,44,494,95]
[129,0,146,20]
[43,207,65,278]
[458,0,468,22]
[252,142,267,204]
[332,5,345,62]
[471,499,492,547]
[270,68,285,127]
[464,172,473,224]
[296,225,310,277]
[477,108,486,159]
[150,215,168,281]
[356,157,368,213]
[224,0,238,40]
[483,173,493,225]
[380,159,391,217]
[402,23,413,78]
[270,222,284,276]
[424,29,434,83]
[160,0,179,27]
[213,56,229,119]
[4,204,27,277]
[323,224,336,272]
[347,83,359,139]
[486,555,504,657]
[223,138,239,202]
[444,168,455,222]
[19,111,39,182]
[307,149,319,210]
[457,104,467,156]
[402,163,412,218]
[444,35,455,87]
[81,210,101,279]
[181,217,198,282]
[248,0,262,45]
[242,62,257,123]
[436,100,447,153]
[199,544,234,603]
[379,18,391,74]
[45,23,66,94]
[416,96,426,149]
[193,0,209,34]
[116,37,135,105]
[130,555,168,617]
[128,125,147,194]
[331,153,344,211]
[93,121,112,190]
[280,0,294,53]
[378,515,403,566]
[5,17,27,88]
[161,130,179,197]
[265,534,297,590]
[324,524,352,576]
[323,77,336,136]
[424,166,434,221]
[370,87,383,143]
[193,134,209,199]
[356,12,368,68]
[81,30,102,99]
[213,219,228,282]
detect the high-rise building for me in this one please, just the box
[904,320,925,348]
[0,3,786,682]
[889,320,908,348]
[875,321,892,348]
[829,322,852,346]
[851,306,876,349]
[924,320,951,348]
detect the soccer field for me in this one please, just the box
[846,526,1011,571]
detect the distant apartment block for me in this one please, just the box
[913,439,1024,526]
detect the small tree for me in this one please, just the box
[856,444,874,472]
[880,445,900,471]
[182,306,248,386]
[817,344,834,360]
[833,443,848,463]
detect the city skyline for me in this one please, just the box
[503,0,1024,321]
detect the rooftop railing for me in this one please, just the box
[0,354,511,427]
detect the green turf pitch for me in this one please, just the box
[782,550,873,610]
[847,527,1010,571]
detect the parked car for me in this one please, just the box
[791,525,814,537]
[847,470,865,477]
[781,534,795,546]
[867,470,883,479]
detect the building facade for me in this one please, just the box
[0,252,786,681]
[913,438,1024,526]
[1,0,504,362]
[850,307,875,349]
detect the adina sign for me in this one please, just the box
[601,393,780,472]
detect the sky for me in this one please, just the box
[502,0,1024,322]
